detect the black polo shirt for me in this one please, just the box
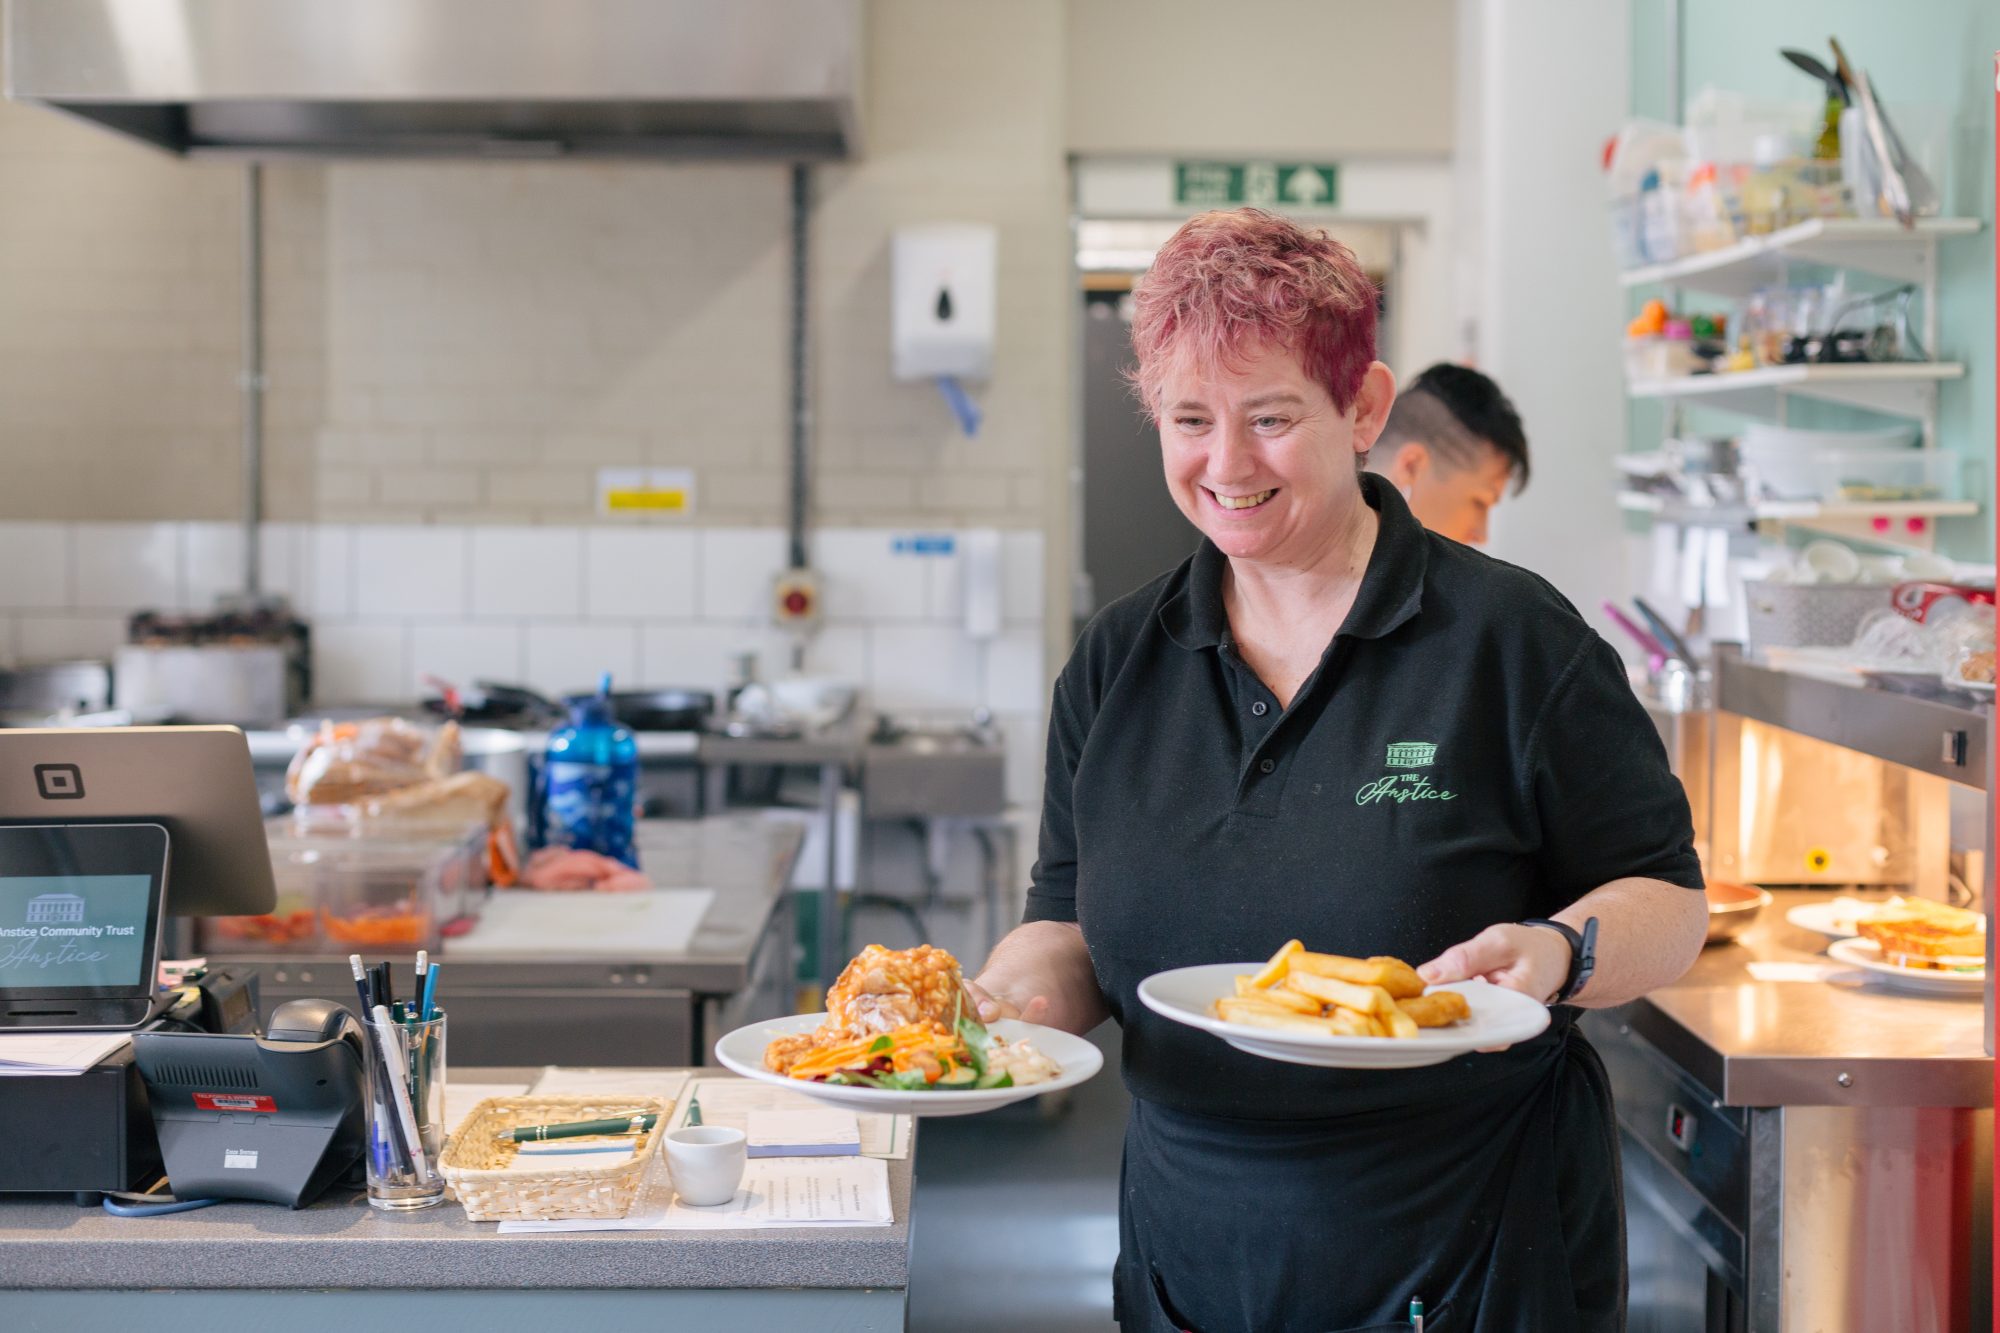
[1026,473,1703,1120]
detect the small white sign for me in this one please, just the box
[223,1148,259,1170]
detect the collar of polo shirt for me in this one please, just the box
[1158,472,1431,652]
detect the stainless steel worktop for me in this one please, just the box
[1600,888,1991,1108]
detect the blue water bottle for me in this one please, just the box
[539,673,639,867]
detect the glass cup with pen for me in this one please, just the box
[351,951,447,1211]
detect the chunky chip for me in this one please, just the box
[1213,944,1469,1040]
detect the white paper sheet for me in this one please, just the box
[496,1154,892,1233]
[0,1032,131,1075]
[442,1081,532,1137]
[529,1066,692,1112]
[673,1076,911,1160]
[446,889,716,958]
[747,1108,862,1156]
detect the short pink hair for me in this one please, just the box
[1128,208,1378,421]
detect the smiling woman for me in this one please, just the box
[967,207,1709,1332]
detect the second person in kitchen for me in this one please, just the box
[1364,361,1530,547]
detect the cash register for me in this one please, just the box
[0,727,279,1199]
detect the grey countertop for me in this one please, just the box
[0,1069,914,1291]
[1606,888,1992,1108]
[232,815,803,994]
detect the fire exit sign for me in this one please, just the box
[1174,161,1339,209]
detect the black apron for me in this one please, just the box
[1110,1022,1626,1333]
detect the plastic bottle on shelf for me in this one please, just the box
[537,673,639,868]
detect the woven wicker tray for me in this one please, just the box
[438,1095,666,1222]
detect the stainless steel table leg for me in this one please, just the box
[817,759,841,995]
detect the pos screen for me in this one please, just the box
[0,823,167,999]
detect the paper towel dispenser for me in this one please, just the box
[892,225,997,382]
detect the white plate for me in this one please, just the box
[1941,667,1996,695]
[712,1014,1103,1117]
[1785,899,1873,940]
[1827,937,1985,996]
[1137,963,1550,1069]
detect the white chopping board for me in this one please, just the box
[446,888,716,957]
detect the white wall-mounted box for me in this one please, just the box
[892,224,997,382]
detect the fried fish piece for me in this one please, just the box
[1395,992,1472,1028]
[1287,951,1427,999]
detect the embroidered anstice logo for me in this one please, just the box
[1383,741,1436,769]
[1357,740,1457,805]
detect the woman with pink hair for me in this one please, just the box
[969,209,1706,1331]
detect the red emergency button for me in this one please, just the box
[783,588,812,616]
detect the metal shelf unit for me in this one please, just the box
[1714,648,1988,789]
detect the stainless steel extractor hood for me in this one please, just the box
[2,0,862,159]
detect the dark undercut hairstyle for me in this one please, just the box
[1375,362,1530,494]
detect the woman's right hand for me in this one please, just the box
[965,920,1108,1034]
[964,976,1052,1026]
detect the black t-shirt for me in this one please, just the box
[1025,474,1704,1121]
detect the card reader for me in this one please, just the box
[132,999,367,1208]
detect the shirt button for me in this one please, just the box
[1259,758,1276,774]
[1251,701,1268,717]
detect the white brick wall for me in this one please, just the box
[0,4,1070,545]
[0,4,1074,714]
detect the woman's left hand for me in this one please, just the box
[1418,923,1573,1004]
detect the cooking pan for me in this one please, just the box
[421,678,563,727]
[588,688,716,732]
[1704,881,1773,946]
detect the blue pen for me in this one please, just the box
[420,963,440,1022]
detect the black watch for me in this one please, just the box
[1520,917,1597,1004]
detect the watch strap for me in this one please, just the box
[1520,917,1597,1004]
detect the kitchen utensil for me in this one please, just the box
[1137,965,1550,1070]
[1847,64,1914,223]
[1633,597,1698,666]
[1827,937,1983,995]
[1601,602,1667,670]
[593,688,715,732]
[423,680,563,727]
[1783,48,1847,159]
[1703,881,1772,946]
[1782,49,1849,104]
[713,1015,1103,1117]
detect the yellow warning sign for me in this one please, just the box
[604,488,689,512]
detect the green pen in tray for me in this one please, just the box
[502,1111,659,1144]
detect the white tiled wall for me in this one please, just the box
[0,520,1051,805]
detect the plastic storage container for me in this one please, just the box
[1812,449,1956,503]
[197,818,489,954]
